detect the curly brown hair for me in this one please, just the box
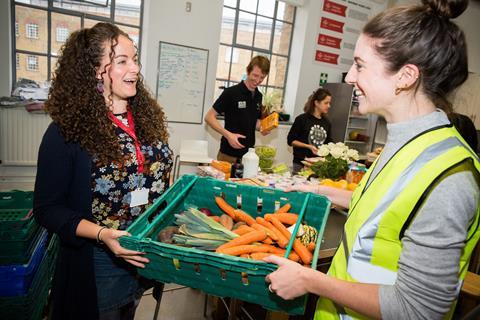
[46,22,168,164]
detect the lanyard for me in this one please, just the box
[108,108,145,174]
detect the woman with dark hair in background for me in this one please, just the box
[265,0,480,319]
[33,23,172,320]
[287,88,333,174]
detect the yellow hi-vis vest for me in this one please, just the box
[315,125,480,320]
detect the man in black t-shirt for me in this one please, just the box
[205,56,271,163]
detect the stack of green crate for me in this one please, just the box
[0,191,58,320]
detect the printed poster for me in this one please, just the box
[315,0,381,70]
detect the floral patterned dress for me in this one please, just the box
[91,112,173,230]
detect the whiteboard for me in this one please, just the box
[155,42,209,124]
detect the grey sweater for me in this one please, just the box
[366,110,480,320]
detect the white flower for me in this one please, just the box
[330,146,344,159]
[317,145,330,157]
[347,149,360,161]
[335,142,346,149]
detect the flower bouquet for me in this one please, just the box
[309,142,360,180]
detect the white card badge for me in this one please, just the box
[130,188,149,207]
[238,101,246,109]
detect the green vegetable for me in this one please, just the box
[272,163,288,174]
[255,145,276,158]
[259,157,274,169]
[310,155,349,180]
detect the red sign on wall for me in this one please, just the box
[315,50,339,65]
[317,33,342,49]
[323,0,347,17]
[320,17,344,33]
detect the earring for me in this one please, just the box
[395,87,402,95]
[96,79,104,94]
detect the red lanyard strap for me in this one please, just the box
[108,109,145,174]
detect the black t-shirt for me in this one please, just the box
[287,113,332,164]
[213,81,262,157]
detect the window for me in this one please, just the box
[26,23,39,39]
[12,0,143,85]
[16,54,19,70]
[215,0,296,106]
[26,55,38,71]
[225,47,239,63]
[56,27,69,43]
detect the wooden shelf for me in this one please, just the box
[349,115,368,119]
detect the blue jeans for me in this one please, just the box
[93,246,152,318]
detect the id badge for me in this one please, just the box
[238,101,246,109]
[130,188,149,207]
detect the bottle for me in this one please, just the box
[242,148,259,178]
[231,159,244,179]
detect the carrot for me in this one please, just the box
[274,213,298,226]
[233,225,255,235]
[262,237,273,245]
[215,196,236,219]
[215,230,267,252]
[276,203,291,213]
[249,252,300,262]
[251,222,279,241]
[307,242,316,252]
[240,254,250,259]
[217,244,273,255]
[263,215,290,248]
[255,217,282,241]
[234,209,256,226]
[267,215,313,264]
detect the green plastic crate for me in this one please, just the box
[0,191,40,264]
[121,175,330,315]
[0,234,59,320]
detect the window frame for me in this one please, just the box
[216,0,296,103]
[10,0,144,87]
[55,26,69,43]
[26,23,39,39]
[26,55,39,71]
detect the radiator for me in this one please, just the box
[0,107,51,166]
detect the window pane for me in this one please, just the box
[254,16,272,50]
[50,56,58,79]
[16,53,47,83]
[16,6,47,53]
[115,0,141,26]
[229,48,251,82]
[239,0,257,13]
[116,24,140,47]
[51,13,81,56]
[216,45,232,80]
[15,0,47,7]
[257,0,275,17]
[224,0,237,8]
[220,7,235,44]
[277,2,294,23]
[214,80,229,102]
[269,54,287,87]
[53,0,111,20]
[85,19,101,29]
[236,11,255,47]
[272,21,292,55]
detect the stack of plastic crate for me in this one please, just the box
[0,191,58,320]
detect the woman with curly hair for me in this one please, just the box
[33,22,172,320]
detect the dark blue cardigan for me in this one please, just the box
[34,122,99,319]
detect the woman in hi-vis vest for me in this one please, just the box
[264,0,480,319]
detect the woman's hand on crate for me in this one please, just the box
[102,229,150,268]
[264,255,312,300]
